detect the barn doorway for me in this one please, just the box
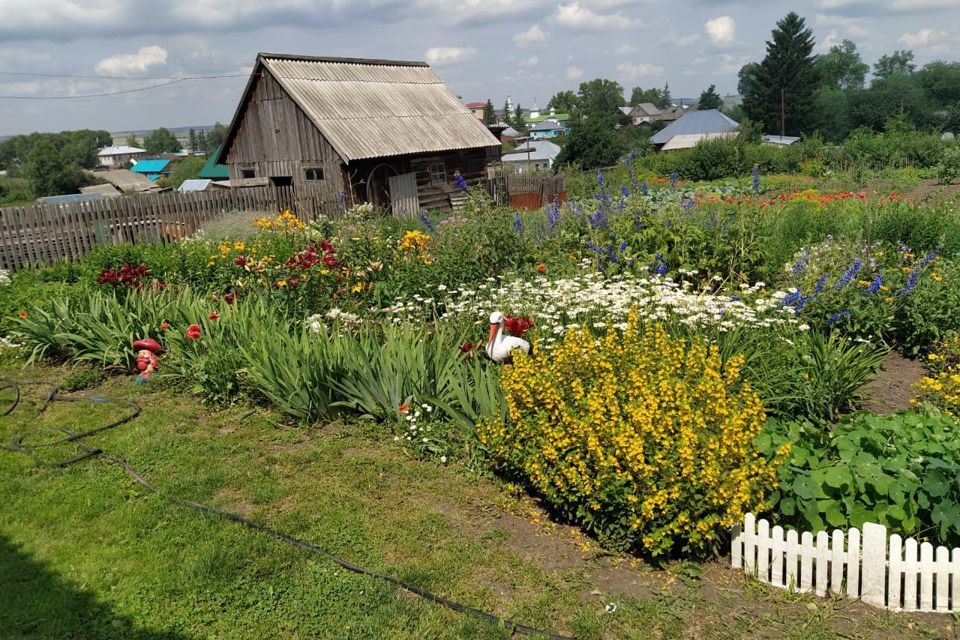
[366,164,399,211]
[270,176,295,214]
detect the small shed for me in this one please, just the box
[217,52,501,214]
[131,159,173,181]
[502,140,560,173]
[178,179,213,192]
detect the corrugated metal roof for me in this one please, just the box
[502,140,560,162]
[660,132,738,151]
[178,179,213,192]
[40,193,102,204]
[651,109,739,145]
[199,146,230,178]
[255,53,499,162]
[529,119,566,132]
[131,159,172,173]
[98,145,145,156]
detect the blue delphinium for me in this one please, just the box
[655,262,668,277]
[597,171,605,189]
[547,197,560,229]
[867,273,883,294]
[419,212,434,231]
[337,191,346,211]
[681,197,695,210]
[813,274,827,294]
[752,165,760,194]
[621,186,630,198]
[827,310,852,324]
[920,250,938,268]
[640,181,649,196]
[834,260,861,289]
[669,172,678,188]
[454,173,468,190]
[514,212,523,234]
[898,269,921,297]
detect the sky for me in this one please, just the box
[1,0,959,136]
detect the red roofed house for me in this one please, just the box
[465,101,486,121]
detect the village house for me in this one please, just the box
[528,119,568,140]
[464,101,486,121]
[97,145,146,169]
[501,140,560,173]
[650,109,739,152]
[217,53,500,214]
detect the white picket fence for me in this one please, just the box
[731,513,960,613]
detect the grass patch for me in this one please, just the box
[0,366,954,640]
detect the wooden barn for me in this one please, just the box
[217,52,501,215]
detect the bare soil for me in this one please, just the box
[861,351,928,414]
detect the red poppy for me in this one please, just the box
[398,403,409,414]
[209,312,220,320]
[536,264,547,272]
[504,316,534,337]
[185,324,202,340]
[224,293,236,305]
[18,311,27,318]
[160,322,171,330]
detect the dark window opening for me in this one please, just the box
[429,163,447,185]
[270,176,293,187]
[240,168,255,179]
[305,167,324,181]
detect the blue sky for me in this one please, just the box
[1,0,958,136]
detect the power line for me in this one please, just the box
[0,73,251,100]
[0,70,249,80]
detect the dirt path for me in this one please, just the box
[903,178,960,207]
[861,351,928,414]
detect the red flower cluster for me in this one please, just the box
[504,316,534,337]
[460,340,484,354]
[185,324,202,340]
[97,263,151,289]
[286,241,338,271]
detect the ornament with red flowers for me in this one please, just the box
[485,311,531,364]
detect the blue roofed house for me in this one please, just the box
[650,109,739,152]
[130,158,173,181]
[528,119,569,140]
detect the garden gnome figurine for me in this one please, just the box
[132,338,163,382]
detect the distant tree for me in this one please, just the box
[502,98,511,124]
[483,99,496,125]
[849,73,933,131]
[160,156,205,189]
[188,129,198,154]
[742,12,820,136]
[513,103,525,130]
[915,61,960,108]
[737,62,761,99]
[125,133,140,148]
[576,78,625,118]
[548,90,579,114]
[818,39,868,90]
[22,138,85,197]
[629,86,662,107]
[873,50,916,80]
[554,114,626,171]
[659,82,672,108]
[698,84,723,110]
[812,87,852,141]
[196,130,208,155]
[206,122,227,151]
[143,127,182,155]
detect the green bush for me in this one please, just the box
[759,409,960,546]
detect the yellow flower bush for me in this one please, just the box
[398,230,433,264]
[478,312,784,558]
[913,334,960,414]
[252,210,306,232]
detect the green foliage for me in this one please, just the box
[22,138,88,198]
[143,127,182,155]
[742,12,820,135]
[482,99,495,125]
[937,142,960,185]
[555,115,626,171]
[60,368,105,392]
[697,84,722,111]
[206,122,227,152]
[818,39,868,90]
[576,78,625,118]
[873,50,916,80]
[759,409,960,546]
[161,156,206,189]
[548,90,578,114]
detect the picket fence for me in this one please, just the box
[732,513,960,613]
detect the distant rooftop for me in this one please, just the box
[98,145,145,156]
[131,159,173,174]
[651,109,739,146]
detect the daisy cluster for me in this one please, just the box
[386,268,802,337]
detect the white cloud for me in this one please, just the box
[718,53,750,74]
[615,44,638,55]
[616,61,664,78]
[899,28,943,47]
[521,55,540,67]
[95,45,168,76]
[566,66,584,80]
[816,0,958,12]
[553,2,635,31]
[705,16,735,46]
[662,31,700,47]
[424,46,477,66]
[513,23,547,47]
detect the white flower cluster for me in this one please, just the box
[306,308,361,333]
[388,270,801,337]
[0,269,10,286]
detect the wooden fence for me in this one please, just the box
[732,513,960,613]
[0,186,345,271]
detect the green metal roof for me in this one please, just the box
[524,113,570,124]
[199,146,230,179]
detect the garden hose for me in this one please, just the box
[0,378,575,640]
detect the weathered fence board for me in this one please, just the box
[733,513,960,613]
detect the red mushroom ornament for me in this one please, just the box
[133,338,163,382]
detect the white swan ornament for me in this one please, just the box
[485,311,531,364]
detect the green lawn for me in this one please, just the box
[0,365,955,640]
